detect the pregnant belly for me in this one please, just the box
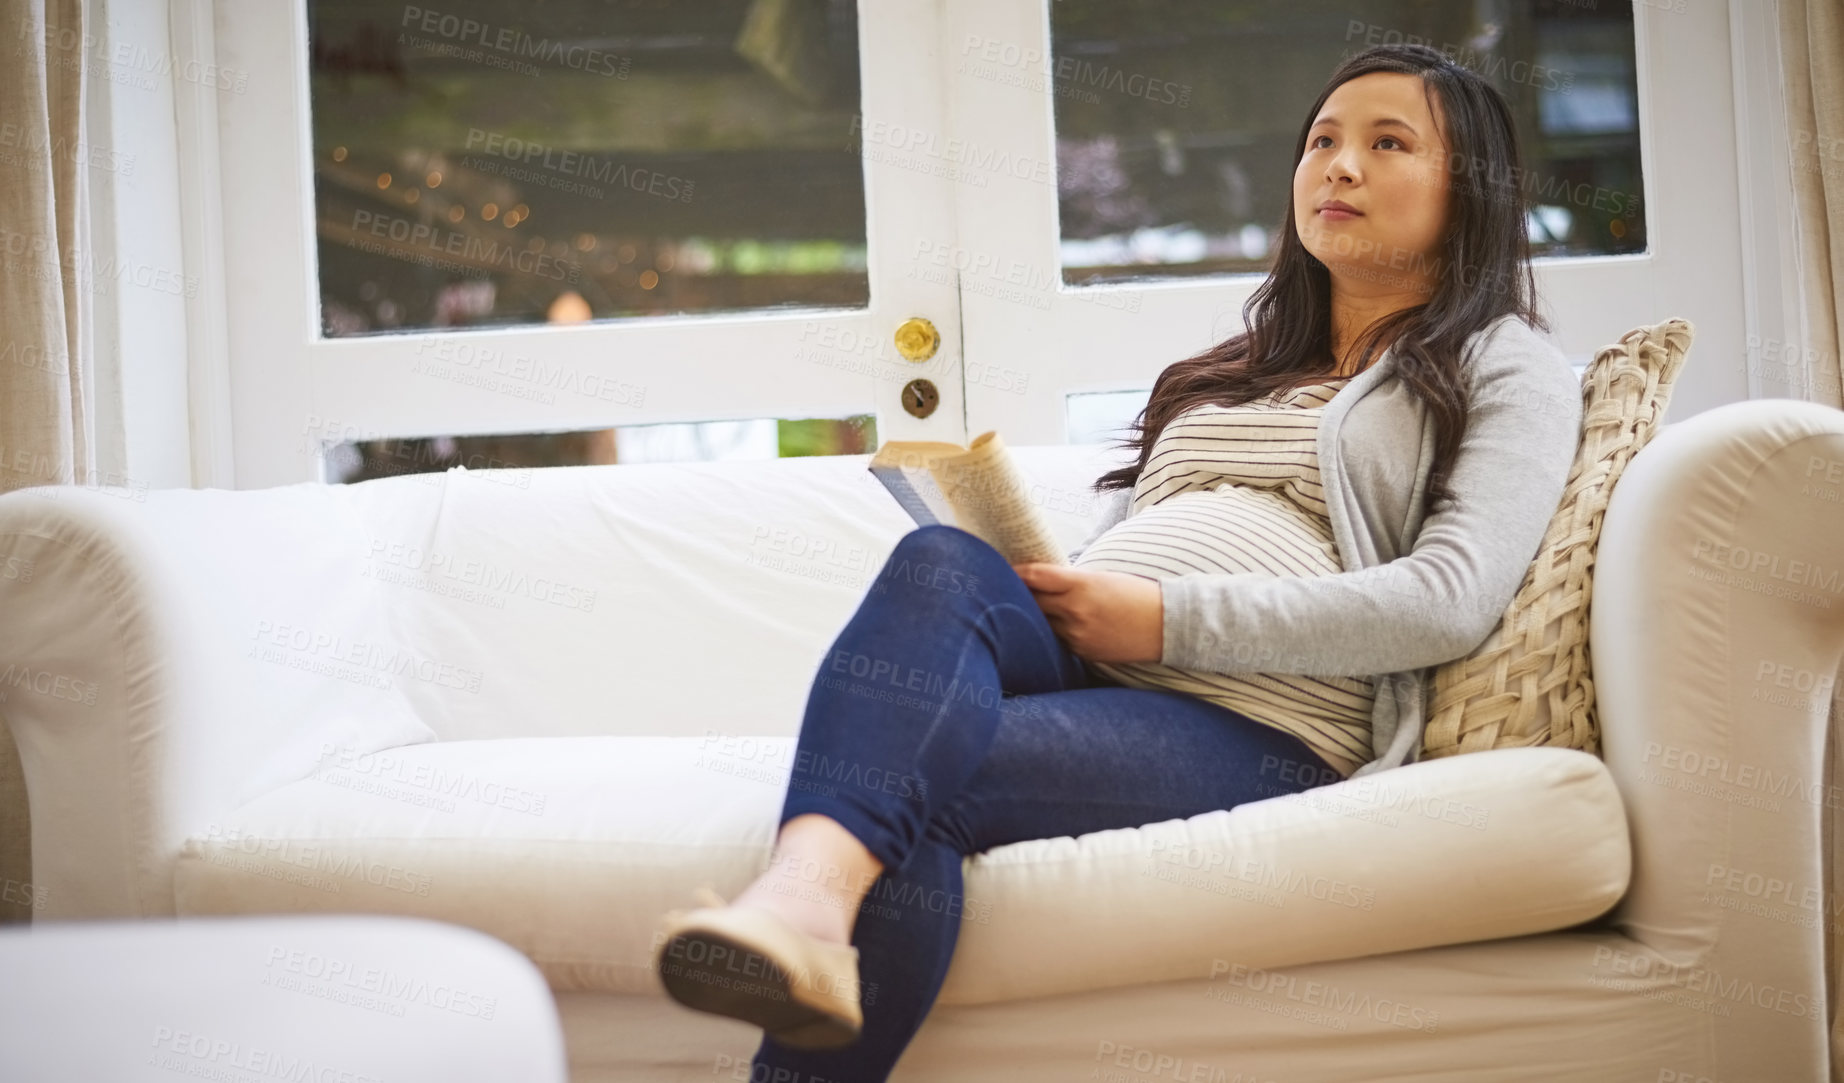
[1073,488,1342,581]
[1071,488,1377,759]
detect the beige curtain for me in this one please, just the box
[1786,5,1844,1076]
[0,0,96,924]
[1780,0,1844,409]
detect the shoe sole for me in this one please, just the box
[656,927,862,1050]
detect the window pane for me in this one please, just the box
[307,0,868,337]
[325,415,876,484]
[1066,389,1151,445]
[1045,0,1645,286]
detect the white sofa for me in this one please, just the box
[1,398,1840,1082]
[0,913,569,1082]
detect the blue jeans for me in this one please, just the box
[752,525,1344,1081]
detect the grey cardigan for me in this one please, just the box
[1066,313,1583,778]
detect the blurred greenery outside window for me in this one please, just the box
[309,0,876,481]
[325,416,878,485]
[1049,0,1643,284]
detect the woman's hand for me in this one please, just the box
[1011,563,1164,664]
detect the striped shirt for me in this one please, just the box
[1073,376,1375,777]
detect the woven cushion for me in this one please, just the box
[1421,318,1694,759]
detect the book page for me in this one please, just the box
[866,440,966,527]
[926,432,1068,565]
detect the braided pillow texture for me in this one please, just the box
[1421,318,1694,760]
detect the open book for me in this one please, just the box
[868,432,1069,566]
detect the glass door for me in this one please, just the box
[214,0,970,487]
[946,0,1748,445]
[211,0,1752,483]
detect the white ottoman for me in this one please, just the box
[0,914,567,1082]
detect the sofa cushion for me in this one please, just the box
[172,736,1631,1005]
[334,444,1129,745]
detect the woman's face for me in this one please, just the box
[1292,71,1453,292]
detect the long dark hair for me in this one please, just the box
[1094,43,1545,513]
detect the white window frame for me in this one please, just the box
[943,0,1789,444]
[82,0,1809,490]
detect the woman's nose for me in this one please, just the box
[1325,149,1359,184]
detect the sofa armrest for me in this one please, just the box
[1592,399,1843,1036]
[0,485,435,919]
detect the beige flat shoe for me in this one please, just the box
[652,885,865,1050]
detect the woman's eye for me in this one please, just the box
[1312,135,1333,149]
[1377,137,1402,150]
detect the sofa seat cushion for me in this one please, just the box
[172,737,1631,1005]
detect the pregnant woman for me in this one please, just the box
[653,42,1582,1080]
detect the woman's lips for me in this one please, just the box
[1318,206,1363,221]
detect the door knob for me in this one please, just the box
[893,317,940,362]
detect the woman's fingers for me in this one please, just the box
[1015,562,1081,594]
